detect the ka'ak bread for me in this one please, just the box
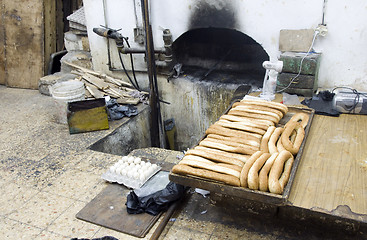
[232,102,284,119]
[179,155,241,178]
[281,121,305,155]
[215,119,266,135]
[193,146,251,163]
[186,148,246,167]
[219,115,271,129]
[172,164,241,187]
[284,112,309,129]
[268,150,294,194]
[206,133,260,148]
[260,126,276,153]
[205,125,262,142]
[239,99,288,115]
[199,138,258,155]
[240,151,266,187]
[228,108,279,124]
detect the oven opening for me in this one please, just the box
[172,28,268,87]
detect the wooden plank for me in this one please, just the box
[44,1,57,76]
[82,73,110,90]
[55,0,64,51]
[85,83,105,99]
[3,0,44,89]
[0,0,5,85]
[76,183,162,238]
[289,114,367,216]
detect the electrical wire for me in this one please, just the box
[276,30,319,93]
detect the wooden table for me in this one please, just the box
[289,113,367,218]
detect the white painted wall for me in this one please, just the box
[83,0,367,91]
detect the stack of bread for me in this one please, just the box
[172,98,310,195]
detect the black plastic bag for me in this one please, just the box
[126,182,185,216]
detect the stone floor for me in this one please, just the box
[0,86,273,240]
[1,86,363,240]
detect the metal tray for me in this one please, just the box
[169,105,315,206]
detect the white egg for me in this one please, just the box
[133,172,139,179]
[140,161,146,166]
[121,156,129,162]
[134,157,141,164]
[110,166,116,172]
[127,171,133,178]
[127,156,135,163]
[146,162,151,167]
[116,166,123,174]
[118,159,124,165]
[119,169,127,176]
[151,164,158,170]
[139,174,145,181]
[137,168,144,174]
[129,162,135,168]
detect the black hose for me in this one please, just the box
[123,38,141,90]
[118,51,140,90]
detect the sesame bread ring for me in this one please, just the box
[215,120,266,135]
[248,153,272,190]
[199,139,258,155]
[205,125,262,141]
[284,112,309,129]
[232,105,281,122]
[240,151,266,187]
[219,115,270,130]
[193,146,250,164]
[172,164,241,186]
[240,99,288,115]
[260,126,276,153]
[259,152,279,192]
[228,109,279,124]
[281,121,305,155]
[268,127,284,155]
[232,102,284,118]
[268,150,294,194]
[206,134,260,148]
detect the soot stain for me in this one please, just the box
[189,0,238,29]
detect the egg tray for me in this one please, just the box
[102,156,161,189]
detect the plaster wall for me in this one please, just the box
[83,0,367,91]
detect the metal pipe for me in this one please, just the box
[141,0,164,148]
[120,47,166,54]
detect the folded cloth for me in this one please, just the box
[106,99,138,120]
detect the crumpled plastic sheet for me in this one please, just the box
[126,182,185,216]
[106,99,138,120]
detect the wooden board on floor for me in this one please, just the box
[76,183,161,238]
[289,114,367,220]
